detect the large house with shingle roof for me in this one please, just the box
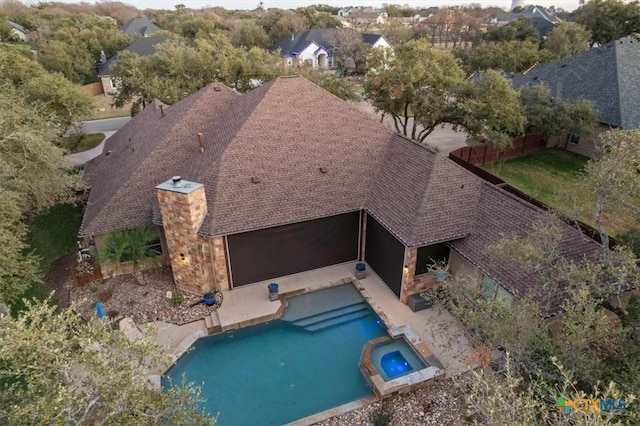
[270,29,391,70]
[80,76,602,317]
[511,35,640,157]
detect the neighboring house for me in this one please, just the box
[270,28,391,69]
[79,76,605,319]
[120,16,160,37]
[4,20,27,41]
[494,5,561,36]
[511,35,640,157]
[388,15,422,27]
[97,35,171,94]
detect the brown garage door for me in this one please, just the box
[364,215,404,298]
[227,211,360,287]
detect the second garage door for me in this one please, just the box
[227,211,360,287]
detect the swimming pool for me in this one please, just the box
[162,284,387,425]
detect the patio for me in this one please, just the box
[152,261,475,377]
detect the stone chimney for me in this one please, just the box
[156,176,212,294]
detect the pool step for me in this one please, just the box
[292,303,369,327]
[303,310,371,332]
[284,301,371,332]
[205,311,222,335]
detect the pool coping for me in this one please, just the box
[155,277,444,423]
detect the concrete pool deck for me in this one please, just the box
[152,261,475,377]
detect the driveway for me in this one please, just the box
[66,131,116,166]
[351,101,469,155]
[66,117,131,166]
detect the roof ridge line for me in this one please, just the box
[613,38,624,128]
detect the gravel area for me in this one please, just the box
[70,266,217,325]
[314,378,469,426]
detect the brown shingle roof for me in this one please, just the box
[80,83,241,236]
[366,136,483,246]
[81,76,600,313]
[450,182,600,316]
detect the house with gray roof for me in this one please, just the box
[495,5,561,36]
[4,20,27,41]
[270,28,391,70]
[97,35,171,95]
[79,76,605,318]
[511,35,640,157]
[121,16,160,37]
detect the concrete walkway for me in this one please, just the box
[66,131,114,166]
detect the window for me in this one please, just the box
[480,275,513,307]
[415,243,450,276]
[569,133,580,144]
[110,78,121,90]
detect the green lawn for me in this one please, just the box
[58,133,105,154]
[483,149,589,208]
[482,149,635,235]
[14,203,84,312]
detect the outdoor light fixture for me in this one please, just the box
[403,265,409,275]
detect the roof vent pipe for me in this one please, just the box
[159,104,165,117]
[198,133,205,153]
[172,176,182,187]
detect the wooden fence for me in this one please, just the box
[82,82,104,96]
[448,150,618,250]
[449,134,546,166]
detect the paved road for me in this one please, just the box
[76,117,130,135]
[66,117,130,166]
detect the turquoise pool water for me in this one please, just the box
[163,285,387,425]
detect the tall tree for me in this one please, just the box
[485,16,541,43]
[581,130,640,250]
[112,36,282,110]
[572,0,640,46]
[36,15,129,84]
[228,21,270,48]
[324,28,371,73]
[0,84,78,304]
[544,22,591,60]
[365,40,524,147]
[460,40,553,74]
[519,84,598,142]
[0,299,213,425]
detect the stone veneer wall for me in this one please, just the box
[400,247,438,304]
[359,211,367,260]
[156,184,213,294]
[205,236,231,291]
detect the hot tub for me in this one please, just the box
[370,338,427,381]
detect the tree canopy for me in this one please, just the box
[0,299,214,425]
[519,84,598,141]
[0,43,92,135]
[572,0,640,46]
[364,40,524,148]
[544,21,591,60]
